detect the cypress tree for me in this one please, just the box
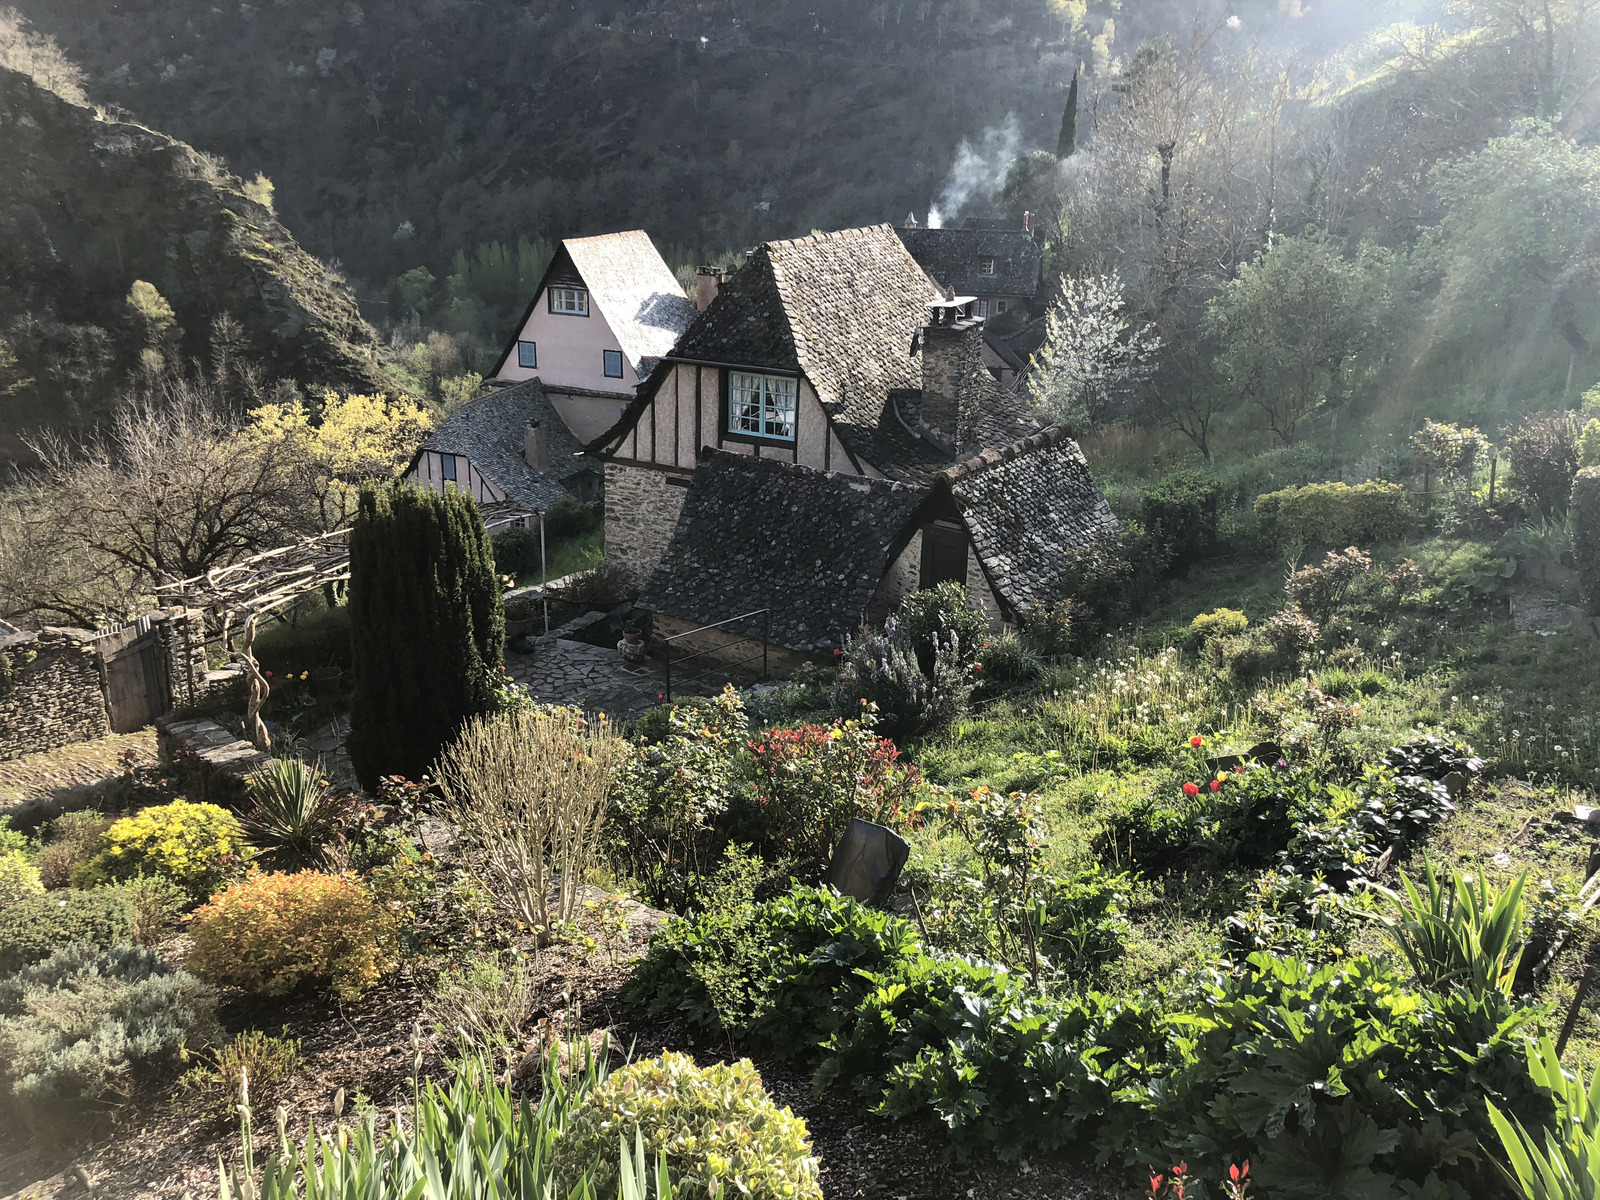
[1057,69,1079,160]
[346,482,505,789]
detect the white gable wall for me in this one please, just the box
[496,286,641,393]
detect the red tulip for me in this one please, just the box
[1183,782,1200,798]
[1210,779,1221,792]
[1189,735,1203,747]
[1230,1162,1250,1182]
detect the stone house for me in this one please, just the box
[587,223,1116,660]
[897,216,1045,390]
[489,230,698,443]
[404,380,598,528]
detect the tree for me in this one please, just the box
[1026,272,1159,433]
[1057,69,1079,159]
[1206,230,1391,444]
[346,482,504,789]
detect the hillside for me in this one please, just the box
[0,61,386,465]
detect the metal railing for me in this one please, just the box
[662,608,771,702]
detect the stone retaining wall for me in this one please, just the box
[604,461,689,586]
[0,628,111,761]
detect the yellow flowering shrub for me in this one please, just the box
[1188,607,1250,646]
[72,799,252,902]
[0,850,44,907]
[187,871,401,1001]
[552,1053,821,1200]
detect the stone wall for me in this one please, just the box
[604,461,690,586]
[151,608,210,709]
[0,628,111,762]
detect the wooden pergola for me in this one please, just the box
[154,529,353,752]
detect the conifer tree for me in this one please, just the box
[346,482,504,788]
[1057,69,1079,160]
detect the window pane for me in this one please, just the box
[517,341,537,368]
[762,376,796,439]
[441,455,456,481]
[602,349,624,378]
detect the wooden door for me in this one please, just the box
[97,621,169,733]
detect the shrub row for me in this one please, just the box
[1254,480,1409,549]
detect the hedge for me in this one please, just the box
[1254,481,1409,549]
[1574,467,1600,613]
[1140,470,1226,569]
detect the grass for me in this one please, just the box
[0,729,159,804]
[517,527,603,587]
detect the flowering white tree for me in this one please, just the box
[1026,271,1161,432]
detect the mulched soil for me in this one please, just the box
[0,895,1122,1200]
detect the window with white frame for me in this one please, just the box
[517,341,537,368]
[548,287,589,315]
[727,372,797,440]
[978,256,996,276]
[602,349,624,378]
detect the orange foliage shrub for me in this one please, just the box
[187,870,400,1001]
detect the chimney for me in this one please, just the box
[523,420,546,471]
[694,266,723,312]
[916,300,985,458]
[903,211,919,229]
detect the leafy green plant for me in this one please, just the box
[222,1039,679,1200]
[976,627,1043,686]
[1503,411,1581,519]
[188,870,401,1001]
[72,799,253,903]
[1376,859,1530,997]
[1037,864,1133,975]
[176,1028,302,1122]
[0,945,215,1119]
[1254,481,1409,549]
[1020,599,1076,659]
[35,810,114,888]
[1286,546,1373,620]
[244,756,343,868]
[1188,607,1249,647]
[552,1053,821,1200]
[0,886,138,973]
[1487,1036,1600,1200]
[1141,469,1227,569]
[896,581,988,672]
[1572,467,1600,612]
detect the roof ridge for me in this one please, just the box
[699,447,923,493]
[937,425,1071,484]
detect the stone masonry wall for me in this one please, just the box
[0,629,111,762]
[604,461,690,587]
[152,608,210,709]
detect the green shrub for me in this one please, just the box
[976,628,1043,686]
[896,581,988,670]
[552,1053,822,1200]
[243,757,342,869]
[0,945,214,1116]
[1410,419,1491,479]
[1254,480,1409,549]
[427,951,534,1059]
[1503,410,1581,518]
[1020,599,1076,659]
[176,1028,302,1122]
[1574,467,1600,612]
[1286,545,1372,619]
[1038,865,1132,974]
[1053,521,1170,647]
[491,526,543,579]
[630,686,748,745]
[73,799,252,903]
[0,850,43,906]
[36,810,115,889]
[545,495,601,540]
[1186,607,1248,647]
[1140,469,1226,569]
[0,816,29,856]
[0,887,139,973]
[1581,417,1600,469]
[188,870,401,1001]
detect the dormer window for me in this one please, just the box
[978,256,996,276]
[549,286,589,315]
[727,371,797,441]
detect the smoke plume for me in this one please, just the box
[927,113,1022,229]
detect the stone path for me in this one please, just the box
[506,637,666,720]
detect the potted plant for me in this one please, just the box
[311,664,342,698]
[505,595,539,638]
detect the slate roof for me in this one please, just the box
[419,380,591,512]
[897,224,1042,300]
[640,450,931,653]
[657,224,1042,480]
[941,427,1119,614]
[564,231,698,381]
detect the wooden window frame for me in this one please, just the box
[440,454,457,482]
[719,368,798,445]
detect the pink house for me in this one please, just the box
[490,230,698,443]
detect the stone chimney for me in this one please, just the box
[917,301,985,458]
[523,420,546,471]
[903,211,919,229]
[695,266,724,312]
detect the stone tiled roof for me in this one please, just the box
[420,380,591,512]
[897,224,1042,299]
[663,224,1042,479]
[0,619,32,648]
[564,231,699,381]
[943,427,1120,614]
[640,450,930,653]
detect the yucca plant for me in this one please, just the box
[243,756,341,869]
[1486,1036,1600,1200]
[219,1032,682,1200]
[1376,858,1529,997]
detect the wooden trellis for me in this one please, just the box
[153,529,353,752]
